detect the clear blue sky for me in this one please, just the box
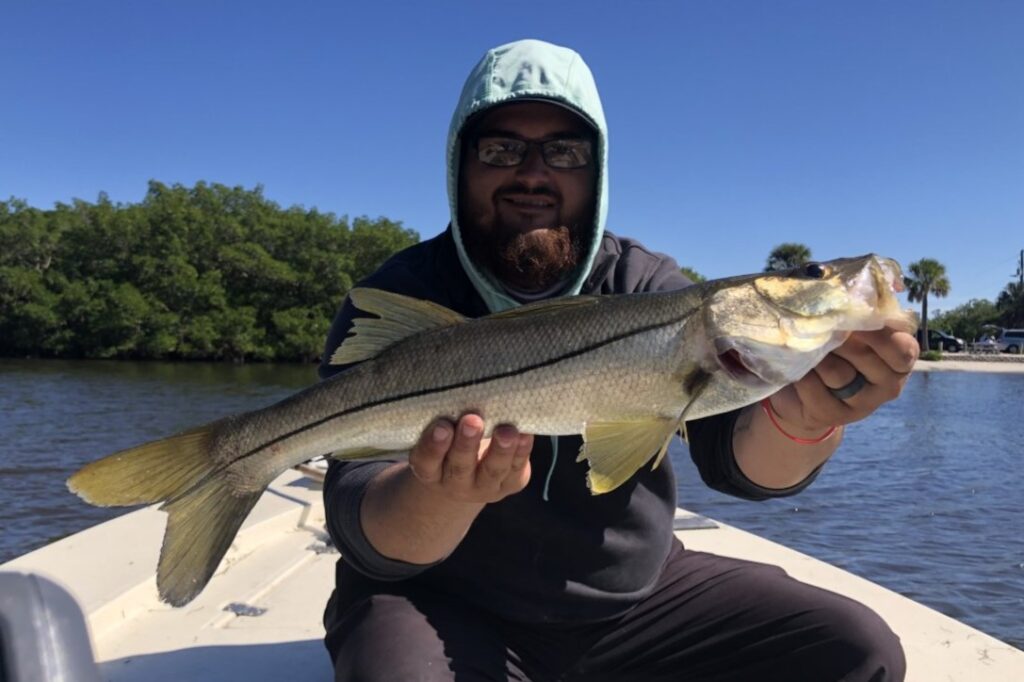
[3,1,1022,315]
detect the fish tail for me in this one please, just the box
[67,424,262,607]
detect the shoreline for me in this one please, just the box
[913,356,1024,373]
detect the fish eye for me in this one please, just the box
[802,262,828,279]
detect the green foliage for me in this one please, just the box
[919,350,943,362]
[0,182,419,362]
[996,281,1024,328]
[764,243,812,272]
[679,266,706,283]
[904,258,950,351]
[930,299,999,342]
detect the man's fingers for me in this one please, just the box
[443,414,485,484]
[845,329,919,374]
[511,434,533,472]
[476,424,519,487]
[829,330,917,403]
[501,433,534,493]
[410,415,533,502]
[408,419,454,483]
[811,353,862,394]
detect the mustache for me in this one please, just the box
[497,184,560,200]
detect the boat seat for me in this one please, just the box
[0,571,101,682]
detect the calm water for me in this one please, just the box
[0,359,1021,648]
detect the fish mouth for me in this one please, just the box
[715,345,772,389]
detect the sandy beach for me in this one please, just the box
[913,356,1024,373]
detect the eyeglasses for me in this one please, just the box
[474,136,593,169]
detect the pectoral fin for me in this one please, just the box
[331,288,466,365]
[662,368,712,460]
[577,418,679,494]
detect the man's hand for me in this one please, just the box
[360,414,533,564]
[408,414,533,504]
[768,327,919,434]
[732,327,917,490]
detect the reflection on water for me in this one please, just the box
[1,359,1021,648]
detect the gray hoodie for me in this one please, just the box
[447,39,610,313]
[320,40,817,626]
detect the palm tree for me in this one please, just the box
[996,281,1024,328]
[904,258,951,351]
[679,266,706,283]
[765,243,812,272]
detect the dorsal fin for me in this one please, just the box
[330,288,466,365]
[486,294,602,320]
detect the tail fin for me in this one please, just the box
[157,473,260,606]
[67,426,262,607]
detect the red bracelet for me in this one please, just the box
[759,398,837,445]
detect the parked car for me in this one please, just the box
[971,336,1000,353]
[917,329,965,352]
[994,329,1024,354]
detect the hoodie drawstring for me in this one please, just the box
[542,436,559,502]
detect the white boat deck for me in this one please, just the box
[3,469,1022,681]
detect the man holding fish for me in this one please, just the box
[318,39,917,681]
[68,36,918,681]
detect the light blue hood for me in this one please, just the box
[447,39,609,313]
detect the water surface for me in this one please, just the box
[0,359,1021,648]
[674,369,1024,649]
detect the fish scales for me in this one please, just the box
[217,288,704,486]
[66,254,917,606]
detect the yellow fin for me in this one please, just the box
[661,368,711,463]
[68,426,216,506]
[67,421,266,607]
[331,446,407,461]
[576,418,678,494]
[331,288,466,365]
[649,420,679,473]
[158,475,261,607]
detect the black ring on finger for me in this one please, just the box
[828,371,867,401]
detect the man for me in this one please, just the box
[319,39,916,681]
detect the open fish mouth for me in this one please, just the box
[704,255,917,393]
[714,342,775,389]
[712,333,834,389]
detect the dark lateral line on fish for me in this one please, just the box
[227,310,696,469]
[159,310,694,509]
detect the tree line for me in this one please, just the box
[0,181,419,362]
[5,189,1019,363]
[758,244,1024,346]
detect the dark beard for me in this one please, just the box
[465,223,585,292]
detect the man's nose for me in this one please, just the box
[513,145,550,186]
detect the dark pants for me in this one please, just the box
[324,540,906,681]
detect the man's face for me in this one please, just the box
[459,101,597,292]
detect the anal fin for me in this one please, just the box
[331,446,409,462]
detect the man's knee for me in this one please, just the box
[325,590,512,682]
[328,593,439,681]
[823,598,906,682]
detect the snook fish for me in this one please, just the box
[68,254,916,606]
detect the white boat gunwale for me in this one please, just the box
[2,468,1021,681]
